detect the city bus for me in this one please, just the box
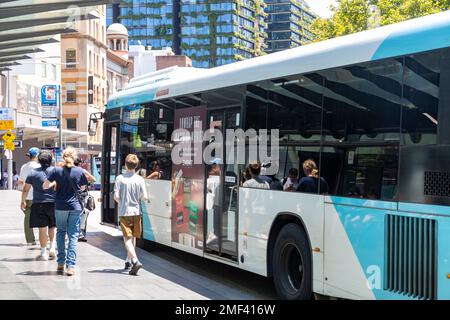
[100,11,450,300]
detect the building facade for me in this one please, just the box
[0,41,64,172]
[128,45,192,78]
[265,0,316,53]
[106,23,133,101]
[61,5,108,156]
[108,0,268,68]
[107,0,174,50]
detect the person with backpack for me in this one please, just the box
[42,147,88,276]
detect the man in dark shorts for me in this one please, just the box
[21,150,56,261]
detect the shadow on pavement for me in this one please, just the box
[0,243,27,247]
[85,231,276,299]
[1,257,39,262]
[88,268,130,275]
[17,271,61,276]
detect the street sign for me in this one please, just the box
[42,119,59,127]
[0,120,14,131]
[2,131,16,142]
[0,140,22,149]
[0,108,14,130]
[42,105,58,118]
[4,141,14,151]
[41,85,57,106]
[0,108,13,120]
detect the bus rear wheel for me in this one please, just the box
[272,223,312,300]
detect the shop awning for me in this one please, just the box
[0,1,119,71]
[14,124,88,142]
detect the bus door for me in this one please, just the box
[102,120,120,226]
[205,108,242,260]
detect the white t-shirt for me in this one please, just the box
[19,161,41,200]
[243,178,270,189]
[206,175,221,210]
[114,172,148,217]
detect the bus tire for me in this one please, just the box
[272,223,312,300]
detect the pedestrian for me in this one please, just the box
[114,154,148,275]
[21,150,56,260]
[297,159,329,194]
[43,147,88,276]
[74,158,96,242]
[282,168,299,191]
[13,171,19,189]
[3,169,8,190]
[206,159,221,245]
[17,147,40,245]
[242,161,270,189]
[146,160,163,179]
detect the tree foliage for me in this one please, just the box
[310,0,450,42]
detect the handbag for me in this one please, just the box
[84,190,96,211]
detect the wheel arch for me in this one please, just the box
[266,212,313,278]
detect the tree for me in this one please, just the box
[310,0,450,42]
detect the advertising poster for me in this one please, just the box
[16,81,41,115]
[172,106,206,252]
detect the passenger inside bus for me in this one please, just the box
[146,160,163,180]
[282,168,299,192]
[242,161,270,189]
[297,159,329,195]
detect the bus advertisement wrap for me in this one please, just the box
[171,106,207,252]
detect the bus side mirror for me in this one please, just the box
[88,112,104,137]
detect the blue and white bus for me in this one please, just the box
[101,11,450,300]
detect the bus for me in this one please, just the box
[90,152,115,190]
[101,11,450,300]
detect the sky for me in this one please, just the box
[305,0,337,18]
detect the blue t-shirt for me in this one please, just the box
[25,167,55,204]
[297,176,329,194]
[47,166,88,211]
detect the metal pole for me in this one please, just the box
[6,71,12,190]
[58,84,62,151]
[7,157,12,191]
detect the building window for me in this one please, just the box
[66,118,77,130]
[66,83,76,102]
[66,50,76,69]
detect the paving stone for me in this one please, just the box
[0,191,275,300]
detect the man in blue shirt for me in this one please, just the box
[21,150,56,260]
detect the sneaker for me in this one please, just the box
[57,264,64,274]
[27,242,36,247]
[48,249,56,260]
[66,268,75,276]
[124,261,132,271]
[129,261,143,276]
[36,252,49,261]
[206,233,217,244]
[78,237,87,242]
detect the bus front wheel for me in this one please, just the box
[272,223,312,300]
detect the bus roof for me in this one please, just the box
[108,10,450,109]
